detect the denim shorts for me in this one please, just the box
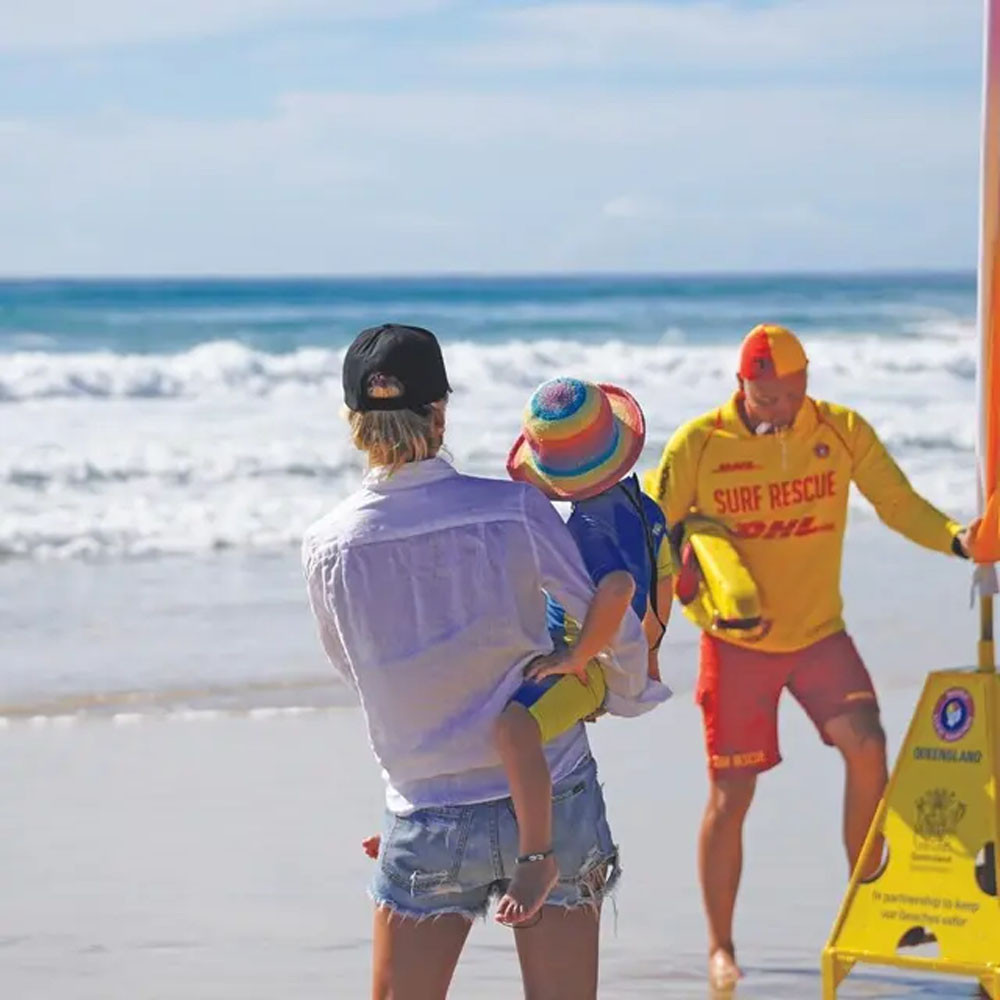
[370,754,619,922]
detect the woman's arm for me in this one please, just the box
[302,537,357,692]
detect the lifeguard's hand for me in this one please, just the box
[524,649,589,685]
[954,518,982,559]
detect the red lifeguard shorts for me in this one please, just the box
[696,630,878,775]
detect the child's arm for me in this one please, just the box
[526,570,635,683]
[642,575,673,649]
[642,575,673,681]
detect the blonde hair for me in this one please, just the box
[347,381,447,474]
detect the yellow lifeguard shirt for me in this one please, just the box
[647,395,962,653]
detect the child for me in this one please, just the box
[494,376,674,926]
[362,377,672,928]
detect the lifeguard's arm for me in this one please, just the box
[849,411,963,553]
[648,425,701,528]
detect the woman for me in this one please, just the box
[302,323,659,999]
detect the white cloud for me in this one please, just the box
[0,2,981,274]
[371,211,456,233]
[0,0,446,52]
[602,196,667,221]
[458,0,980,72]
[0,83,978,274]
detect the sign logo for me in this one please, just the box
[814,442,830,458]
[732,515,835,540]
[914,788,966,844]
[932,688,974,743]
[712,461,760,474]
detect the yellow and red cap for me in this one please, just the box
[738,324,808,380]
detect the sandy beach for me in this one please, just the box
[0,522,982,998]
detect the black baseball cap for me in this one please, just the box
[342,324,451,413]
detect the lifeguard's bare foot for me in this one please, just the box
[708,947,743,991]
[362,834,381,859]
[495,852,558,927]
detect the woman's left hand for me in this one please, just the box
[524,649,589,684]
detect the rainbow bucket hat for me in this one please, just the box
[507,378,646,501]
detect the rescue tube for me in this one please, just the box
[672,515,767,640]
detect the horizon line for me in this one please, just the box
[0,266,977,284]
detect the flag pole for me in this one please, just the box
[976,0,1000,671]
[981,594,996,671]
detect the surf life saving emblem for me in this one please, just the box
[933,688,975,743]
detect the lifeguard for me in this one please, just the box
[647,323,978,990]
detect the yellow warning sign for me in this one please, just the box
[823,669,1000,998]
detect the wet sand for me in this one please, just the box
[0,524,983,998]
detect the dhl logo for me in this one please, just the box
[712,461,760,474]
[732,516,835,540]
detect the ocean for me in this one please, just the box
[1,272,977,561]
[1,273,985,998]
[1,272,979,719]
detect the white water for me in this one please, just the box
[1,324,979,560]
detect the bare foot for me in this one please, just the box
[708,948,743,992]
[362,834,381,860]
[495,854,559,927]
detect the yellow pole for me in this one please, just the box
[981,593,996,672]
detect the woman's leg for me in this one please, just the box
[371,906,471,1000]
[513,905,601,1000]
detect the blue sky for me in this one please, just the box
[0,0,985,275]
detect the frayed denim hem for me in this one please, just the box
[542,845,621,918]
[368,889,485,925]
[367,848,620,927]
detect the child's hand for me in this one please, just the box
[362,834,381,860]
[524,649,589,685]
[647,648,661,682]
